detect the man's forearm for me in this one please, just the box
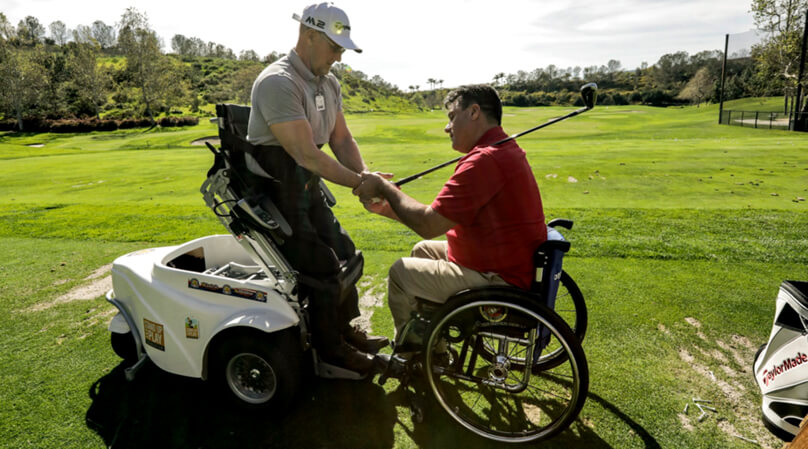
[331,138,366,174]
[304,149,362,188]
[379,182,445,239]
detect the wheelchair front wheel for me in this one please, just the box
[424,288,588,443]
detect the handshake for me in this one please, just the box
[353,171,396,217]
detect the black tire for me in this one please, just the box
[424,288,589,444]
[557,271,587,344]
[532,271,587,371]
[111,331,137,361]
[212,329,301,410]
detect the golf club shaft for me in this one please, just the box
[394,106,589,187]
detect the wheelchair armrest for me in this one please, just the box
[320,179,337,207]
[235,198,292,239]
[548,218,574,230]
[338,251,364,291]
[534,240,571,267]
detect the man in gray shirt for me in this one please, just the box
[245,3,387,374]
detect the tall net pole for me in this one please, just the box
[794,9,808,131]
[718,34,729,125]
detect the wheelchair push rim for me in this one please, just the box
[424,290,588,443]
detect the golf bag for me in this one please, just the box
[754,280,808,440]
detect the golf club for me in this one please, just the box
[394,83,598,187]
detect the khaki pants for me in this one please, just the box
[388,240,510,337]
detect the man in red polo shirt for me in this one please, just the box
[353,84,546,337]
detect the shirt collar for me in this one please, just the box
[473,126,508,149]
[288,48,317,82]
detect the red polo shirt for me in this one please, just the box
[431,126,546,290]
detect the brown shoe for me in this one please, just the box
[344,325,390,354]
[322,343,375,373]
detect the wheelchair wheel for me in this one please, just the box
[556,271,587,343]
[531,271,587,371]
[424,288,588,443]
[212,329,301,410]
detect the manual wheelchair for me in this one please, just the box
[379,220,588,444]
[106,103,588,444]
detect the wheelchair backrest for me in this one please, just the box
[531,226,571,309]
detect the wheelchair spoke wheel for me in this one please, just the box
[424,288,588,443]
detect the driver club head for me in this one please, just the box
[580,83,598,109]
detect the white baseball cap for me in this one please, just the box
[293,3,362,53]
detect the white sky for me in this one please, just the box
[3,0,756,89]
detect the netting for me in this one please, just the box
[726,29,767,60]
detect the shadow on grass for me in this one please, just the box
[86,362,397,449]
[86,363,658,449]
[380,379,660,449]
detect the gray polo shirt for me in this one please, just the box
[246,49,342,175]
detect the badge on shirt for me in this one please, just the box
[315,94,325,111]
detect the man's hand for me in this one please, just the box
[353,171,392,202]
[354,172,398,219]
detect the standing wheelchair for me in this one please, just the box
[106,103,589,444]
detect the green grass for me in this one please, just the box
[1,99,806,448]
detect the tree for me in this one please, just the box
[171,34,189,55]
[0,45,48,130]
[117,7,164,122]
[677,66,716,106]
[0,13,13,41]
[17,16,45,45]
[239,49,259,61]
[73,25,93,44]
[750,0,808,107]
[229,64,263,104]
[49,20,69,45]
[91,21,116,49]
[65,42,110,117]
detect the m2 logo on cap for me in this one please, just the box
[305,16,326,29]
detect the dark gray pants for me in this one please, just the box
[246,146,360,355]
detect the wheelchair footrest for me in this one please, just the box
[312,349,369,380]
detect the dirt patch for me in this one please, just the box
[27,265,112,312]
[352,277,386,333]
[679,349,694,363]
[716,339,748,368]
[678,413,694,431]
[685,317,702,328]
[657,323,670,335]
[731,334,755,350]
[191,136,220,146]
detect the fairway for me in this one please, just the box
[1,100,806,448]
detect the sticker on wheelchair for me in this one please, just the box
[479,305,508,322]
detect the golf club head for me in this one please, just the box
[580,83,598,109]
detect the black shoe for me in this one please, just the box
[344,325,390,354]
[322,343,375,374]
